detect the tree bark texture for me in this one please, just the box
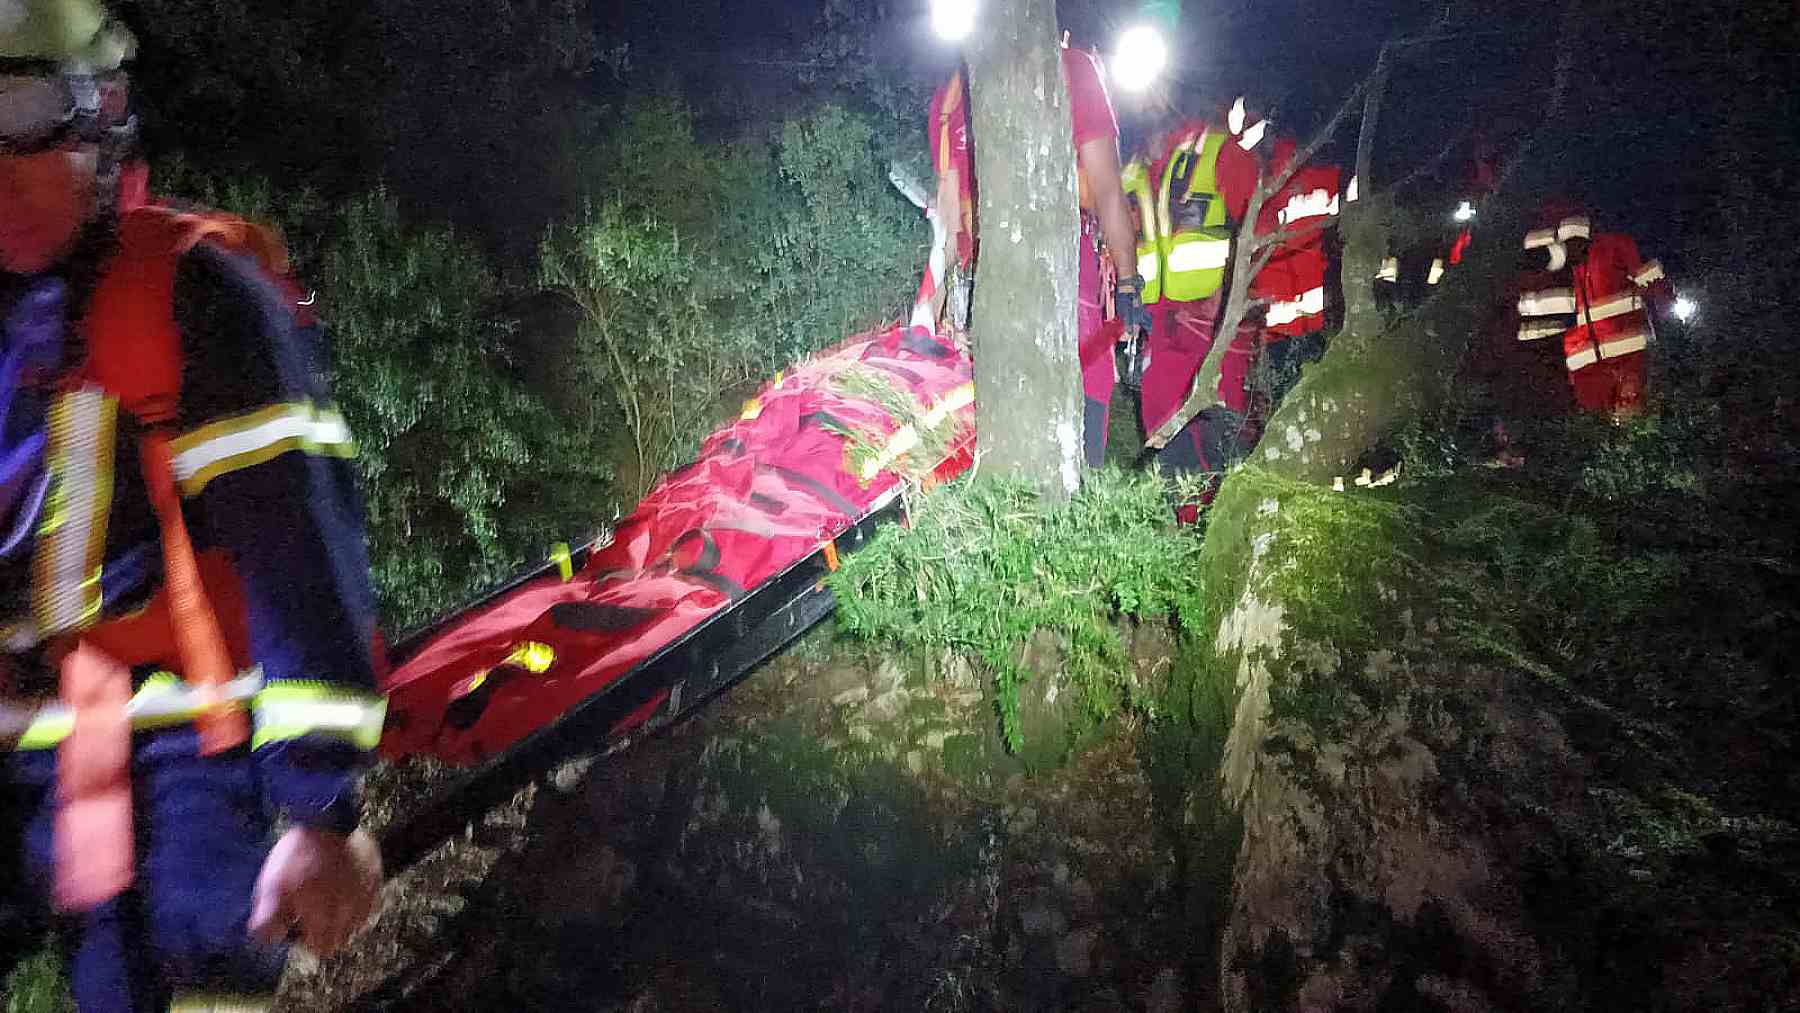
[967,0,1084,503]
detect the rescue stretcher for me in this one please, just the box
[377,199,969,872]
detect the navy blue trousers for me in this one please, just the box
[2,729,286,1011]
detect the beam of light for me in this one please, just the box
[930,0,977,43]
[1452,200,1476,223]
[1672,295,1697,322]
[1112,24,1168,93]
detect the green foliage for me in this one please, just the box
[158,166,609,629]
[537,200,743,496]
[4,943,73,1013]
[541,98,925,492]
[324,190,607,628]
[827,470,1205,751]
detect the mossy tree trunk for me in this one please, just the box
[966,0,1083,503]
[1174,14,1579,1006]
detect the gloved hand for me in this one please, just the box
[1113,275,1153,389]
[1114,274,1153,339]
[249,825,383,956]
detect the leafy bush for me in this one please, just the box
[3,943,72,1013]
[538,200,740,497]
[157,168,609,630]
[827,470,1206,750]
[325,191,609,628]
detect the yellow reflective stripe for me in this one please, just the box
[8,671,260,751]
[857,382,975,483]
[16,710,74,751]
[32,387,116,636]
[168,993,273,1013]
[1427,258,1446,285]
[1632,259,1665,286]
[1375,257,1399,282]
[251,684,387,751]
[169,402,355,498]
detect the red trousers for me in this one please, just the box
[1568,351,1647,416]
[1078,218,1117,467]
[1140,292,1257,438]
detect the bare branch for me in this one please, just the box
[1254,217,1335,254]
[1263,72,1370,207]
[1381,126,1474,196]
[1354,44,1391,197]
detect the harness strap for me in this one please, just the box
[47,206,283,910]
[140,429,245,753]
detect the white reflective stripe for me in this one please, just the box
[1599,331,1648,359]
[1166,238,1231,272]
[1524,227,1556,250]
[1266,286,1326,326]
[859,382,974,482]
[1632,259,1665,286]
[34,388,116,636]
[1566,346,1599,372]
[1228,96,1246,135]
[1345,176,1358,203]
[1557,216,1591,241]
[1375,257,1399,282]
[1427,259,1445,285]
[1518,318,1568,341]
[1237,120,1267,151]
[1519,288,1576,315]
[1545,241,1568,273]
[170,403,354,497]
[1138,252,1160,282]
[1585,291,1642,323]
[1278,188,1339,226]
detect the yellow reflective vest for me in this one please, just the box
[1123,128,1235,305]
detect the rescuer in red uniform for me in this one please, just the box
[928,42,1148,468]
[1513,205,1668,417]
[1123,111,1260,481]
[1249,135,1343,407]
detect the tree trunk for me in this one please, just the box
[967,0,1083,503]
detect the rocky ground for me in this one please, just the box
[275,455,1800,1013]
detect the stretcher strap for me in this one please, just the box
[139,430,246,755]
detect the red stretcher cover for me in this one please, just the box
[379,325,976,765]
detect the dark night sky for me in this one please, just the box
[594,0,1790,275]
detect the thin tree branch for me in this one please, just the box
[1254,217,1336,254]
[1355,44,1392,197]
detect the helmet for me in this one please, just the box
[0,0,132,72]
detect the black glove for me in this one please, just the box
[1114,274,1153,389]
[1114,274,1153,338]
